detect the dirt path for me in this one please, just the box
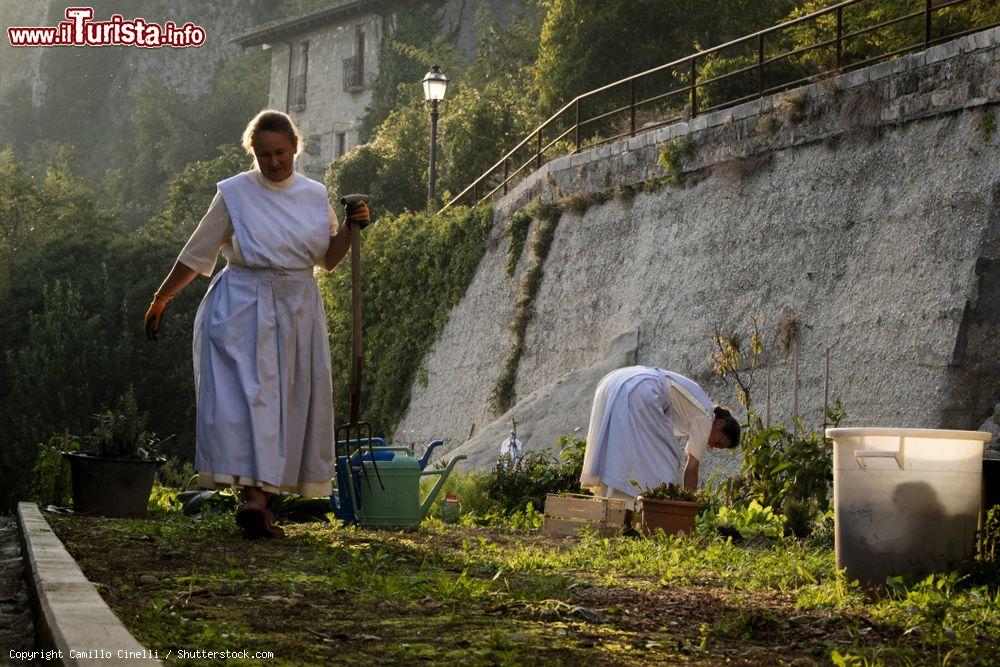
[46,513,920,665]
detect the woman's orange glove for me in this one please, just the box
[346,200,371,229]
[144,293,173,341]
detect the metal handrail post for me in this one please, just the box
[503,159,509,195]
[536,130,542,169]
[629,80,637,136]
[836,6,843,69]
[690,57,697,118]
[575,99,581,153]
[925,0,933,48]
[758,34,765,94]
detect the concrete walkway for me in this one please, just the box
[0,515,35,666]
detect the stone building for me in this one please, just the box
[232,0,523,179]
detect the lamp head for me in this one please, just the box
[422,65,449,102]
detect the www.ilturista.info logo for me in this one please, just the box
[6,7,206,48]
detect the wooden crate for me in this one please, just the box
[543,493,627,538]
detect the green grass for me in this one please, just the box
[47,506,1000,666]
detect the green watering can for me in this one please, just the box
[343,447,467,530]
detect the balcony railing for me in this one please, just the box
[343,55,364,92]
[441,0,999,212]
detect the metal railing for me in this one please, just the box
[343,55,365,91]
[441,0,998,212]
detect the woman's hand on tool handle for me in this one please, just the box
[323,201,373,271]
[144,260,199,341]
[346,200,371,229]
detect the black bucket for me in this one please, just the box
[63,452,165,518]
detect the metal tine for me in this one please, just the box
[363,422,385,490]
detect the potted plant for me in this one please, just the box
[633,482,701,537]
[62,389,166,518]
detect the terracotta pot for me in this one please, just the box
[62,452,165,518]
[636,496,700,537]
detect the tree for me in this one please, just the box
[534,0,797,115]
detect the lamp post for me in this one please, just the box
[422,64,449,210]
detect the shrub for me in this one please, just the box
[30,431,79,507]
[717,407,844,519]
[981,505,1000,562]
[481,435,586,517]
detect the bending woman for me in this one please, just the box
[144,110,368,538]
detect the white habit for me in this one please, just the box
[580,366,714,506]
[191,170,335,497]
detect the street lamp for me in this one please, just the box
[422,64,449,209]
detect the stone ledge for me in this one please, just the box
[17,503,161,667]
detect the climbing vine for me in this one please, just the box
[490,200,563,415]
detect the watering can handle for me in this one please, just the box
[418,440,445,470]
[419,455,467,517]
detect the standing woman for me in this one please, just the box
[144,110,368,538]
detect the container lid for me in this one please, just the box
[826,427,992,442]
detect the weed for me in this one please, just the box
[561,189,613,216]
[504,209,533,277]
[613,182,639,205]
[784,91,808,122]
[657,136,697,185]
[979,109,996,144]
[757,112,781,135]
[712,152,772,182]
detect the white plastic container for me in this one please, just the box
[827,427,991,587]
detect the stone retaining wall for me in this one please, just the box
[395,28,1000,474]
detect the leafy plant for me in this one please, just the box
[86,387,160,459]
[633,481,699,502]
[480,435,586,517]
[981,505,1000,563]
[711,316,763,413]
[709,500,786,540]
[30,431,79,506]
[717,404,844,517]
[657,136,697,185]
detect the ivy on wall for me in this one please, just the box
[490,200,563,415]
[319,203,493,437]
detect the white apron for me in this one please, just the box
[580,366,713,502]
[193,171,334,496]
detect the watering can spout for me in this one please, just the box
[420,455,467,518]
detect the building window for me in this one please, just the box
[335,132,347,159]
[288,40,308,110]
[342,24,366,92]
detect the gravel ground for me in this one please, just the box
[0,516,35,666]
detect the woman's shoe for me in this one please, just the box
[236,500,285,539]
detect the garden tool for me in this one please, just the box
[335,194,383,491]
